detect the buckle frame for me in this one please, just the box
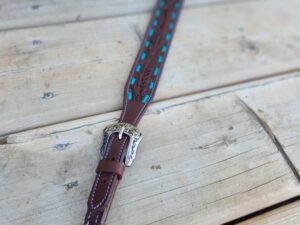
[100,122,143,166]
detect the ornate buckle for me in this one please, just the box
[100,123,143,166]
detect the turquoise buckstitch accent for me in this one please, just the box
[128,91,133,100]
[149,81,155,90]
[155,9,161,17]
[158,55,163,63]
[136,64,142,72]
[141,52,147,60]
[162,45,167,53]
[175,2,181,9]
[149,28,154,37]
[144,40,150,47]
[165,33,171,41]
[168,23,174,30]
[171,12,177,20]
[160,0,165,7]
[130,77,136,85]
[153,19,158,26]
[154,67,160,76]
[142,94,150,104]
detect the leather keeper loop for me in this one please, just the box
[96,160,125,180]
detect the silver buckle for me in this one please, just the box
[100,122,143,166]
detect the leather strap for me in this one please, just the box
[96,160,125,180]
[84,1,183,224]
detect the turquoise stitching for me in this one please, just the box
[141,52,147,60]
[165,33,171,41]
[171,12,177,20]
[155,9,161,17]
[154,67,160,76]
[130,77,136,85]
[130,1,181,104]
[144,40,150,47]
[128,91,133,100]
[162,45,167,53]
[142,94,150,104]
[149,28,154,37]
[158,55,163,63]
[149,81,155,90]
[169,23,174,30]
[136,64,142,72]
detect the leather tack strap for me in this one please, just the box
[96,160,125,180]
[84,1,183,224]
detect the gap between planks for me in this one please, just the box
[231,196,300,224]
[1,68,300,139]
[3,70,300,183]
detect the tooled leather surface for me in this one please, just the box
[84,1,183,224]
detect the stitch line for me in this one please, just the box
[91,173,114,210]
[90,134,128,210]
[90,134,115,208]
[86,210,92,223]
[95,213,100,224]
[122,0,180,121]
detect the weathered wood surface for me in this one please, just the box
[1,0,300,136]
[1,74,300,225]
[238,76,300,178]
[239,201,300,225]
[0,0,250,31]
[1,0,300,224]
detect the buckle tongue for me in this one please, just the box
[100,123,143,166]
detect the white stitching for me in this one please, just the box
[90,173,114,209]
[95,213,100,224]
[86,210,92,223]
[90,135,128,210]
[90,135,115,208]
[118,138,128,160]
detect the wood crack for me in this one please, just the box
[236,97,300,182]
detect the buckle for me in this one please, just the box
[100,122,143,166]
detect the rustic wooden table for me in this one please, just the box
[0,0,299,224]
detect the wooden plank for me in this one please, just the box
[1,75,299,225]
[238,74,300,177]
[239,200,300,225]
[0,0,252,31]
[1,0,300,136]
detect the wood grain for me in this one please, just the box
[1,0,300,136]
[0,0,249,31]
[239,201,300,225]
[1,74,299,225]
[238,75,300,177]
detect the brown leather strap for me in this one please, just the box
[96,160,125,180]
[84,1,183,224]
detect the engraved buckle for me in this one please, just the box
[100,122,143,166]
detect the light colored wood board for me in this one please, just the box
[0,0,249,31]
[239,200,300,225]
[1,0,300,136]
[238,76,300,176]
[1,77,300,225]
